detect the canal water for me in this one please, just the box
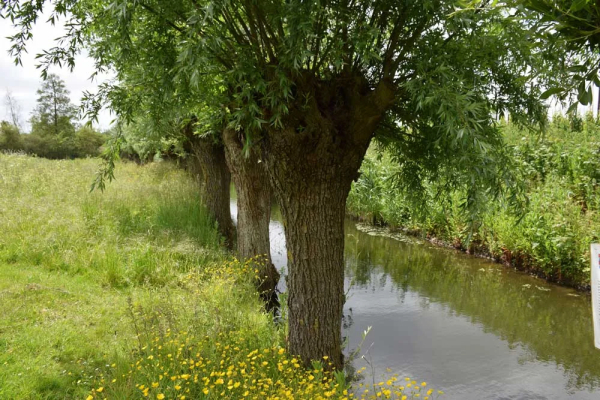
[230,201,600,399]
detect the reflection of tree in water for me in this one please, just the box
[343,222,600,392]
[342,308,354,331]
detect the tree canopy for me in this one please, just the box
[31,73,77,136]
[3,0,570,197]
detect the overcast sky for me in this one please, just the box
[0,13,114,132]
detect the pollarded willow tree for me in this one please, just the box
[3,0,567,369]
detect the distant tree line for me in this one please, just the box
[0,74,107,159]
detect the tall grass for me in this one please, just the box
[0,155,232,399]
[348,114,600,287]
[0,154,223,287]
[0,154,439,399]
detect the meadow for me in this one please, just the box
[0,154,438,400]
[348,113,600,288]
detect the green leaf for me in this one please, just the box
[567,65,587,73]
[570,0,590,12]
[577,81,592,105]
[567,101,579,114]
[540,87,564,99]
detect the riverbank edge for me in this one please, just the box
[346,212,591,292]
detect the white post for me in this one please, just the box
[591,244,600,349]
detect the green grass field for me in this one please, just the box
[0,153,440,400]
[0,154,273,399]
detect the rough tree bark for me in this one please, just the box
[262,73,395,370]
[223,128,280,305]
[184,128,236,250]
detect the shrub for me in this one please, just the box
[348,116,600,287]
[0,121,23,151]
[0,121,107,159]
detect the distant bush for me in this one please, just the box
[0,121,23,151]
[0,121,107,159]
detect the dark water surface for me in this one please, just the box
[230,201,600,399]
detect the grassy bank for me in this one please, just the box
[0,154,438,400]
[348,114,600,288]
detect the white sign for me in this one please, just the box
[591,244,600,349]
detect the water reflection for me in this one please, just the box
[344,223,600,399]
[230,200,600,399]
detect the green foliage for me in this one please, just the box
[0,74,106,159]
[75,125,107,156]
[0,121,107,159]
[119,117,186,162]
[348,114,600,286]
[3,0,568,209]
[0,120,23,150]
[513,0,600,108]
[30,73,78,137]
[520,0,600,51]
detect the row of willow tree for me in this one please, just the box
[3,0,599,369]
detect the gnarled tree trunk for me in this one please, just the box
[223,128,280,305]
[262,74,395,370]
[189,135,236,250]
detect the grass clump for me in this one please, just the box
[84,259,339,399]
[0,153,223,287]
[84,258,444,400]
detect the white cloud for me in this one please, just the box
[0,12,115,132]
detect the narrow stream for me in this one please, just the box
[231,201,600,399]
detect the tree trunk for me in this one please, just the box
[268,157,350,370]
[223,128,280,305]
[261,73,395,370]
[190,137,236,250]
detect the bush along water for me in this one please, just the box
[348,113,600,288]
